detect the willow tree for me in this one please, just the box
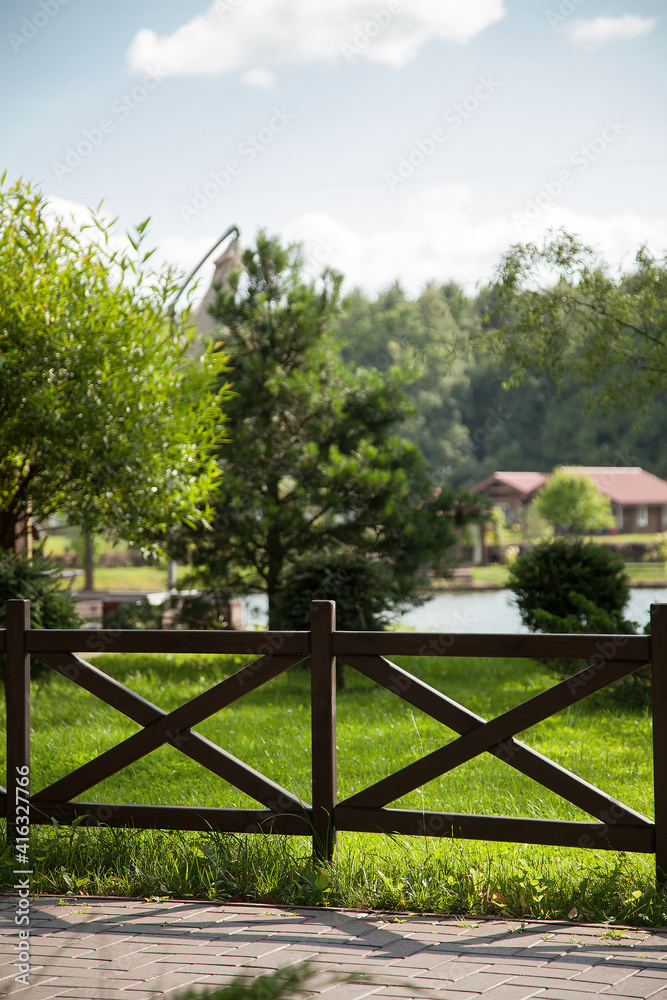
[0,177,229,552]
[491,229,667,411]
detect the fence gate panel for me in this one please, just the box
[2,598,663,880]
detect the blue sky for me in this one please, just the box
[2,0,665,295]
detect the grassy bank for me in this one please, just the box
[465,562,666,588]
[72,566,168,592]
[1,652,663,925]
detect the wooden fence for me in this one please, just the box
[3,598,666,882]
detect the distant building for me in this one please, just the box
[559,467,667,534]
[470,467,667,534]
[468,471,548,524]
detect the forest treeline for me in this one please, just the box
[334,280,667,490]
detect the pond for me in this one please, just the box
[240,587,667,634]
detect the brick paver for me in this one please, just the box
[1,896,666,998]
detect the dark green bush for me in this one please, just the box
[507,537,631,630]
[507,538,649,703]
[273,549,423,687]
[273,549,420,631]
[170,591,239,630]
[0,550,82,629]
[0,550,82,676]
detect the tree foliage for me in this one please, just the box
[336,282,471,483]
[0,550,82,675]
[491,229,667,411]
[507,537,648,701]
[533,469,614,535]
[507,537,632,634]
[272,549,419,632]
[322,274,667,491]
[174,232,487,628]
[0,176,229,551]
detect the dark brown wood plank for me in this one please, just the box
[33,654,302,803]
[310,600,337,861]
[31,800,312,835]
[343,655,645,810]
[5,601,30,840]
[652,603,667,883]
[343,654,651,827]
[0,629,6,653]
[335,807,655,853]
[334,631,650,661]
[26,630,310,656]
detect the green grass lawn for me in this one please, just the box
[585,533,661,545]
[470,562,666,588]
[42,531,169,591]
[625,562,667,581]
[71,565,169,592]
[1,651,663,924]
[471,565,508,585]
[41,532,76,558]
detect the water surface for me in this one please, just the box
[240,587,666,634]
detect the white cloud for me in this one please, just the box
[241,67,277,88]
[568,15,657,47]
[43,188,667,300]
[127,0,505,78]
[281,186,667,294]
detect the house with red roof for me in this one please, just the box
[559,467,667,533]
[468,471,549,525]
[470,467,667,533]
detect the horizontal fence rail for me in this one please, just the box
[2,599,666,882]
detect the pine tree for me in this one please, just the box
[174,232,485,627]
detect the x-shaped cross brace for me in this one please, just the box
[32,651,310,815]
[338,654,650,828]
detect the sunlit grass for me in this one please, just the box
[71,565,169,592]
[439,561,666,588]
[1,651,662,924]
[625,562,667,581]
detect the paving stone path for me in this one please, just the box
[1,896,667,999]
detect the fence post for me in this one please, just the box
[6,600,31,843]
[310,600,337,862]
[651,603,667,884]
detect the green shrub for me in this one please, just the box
[102,596,164,630]
[0,550,82,675]
[273,549,420,632]
[272,549,423,687]
[169,591,240,630]
[507,537,631,629]
[507,538,649,703]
